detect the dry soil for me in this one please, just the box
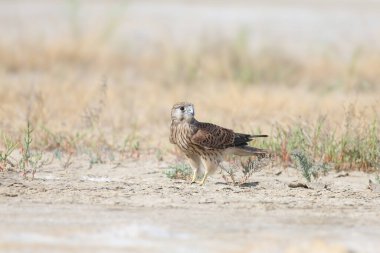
[1,155,379,253]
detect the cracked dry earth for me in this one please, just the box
[0,154,379,253]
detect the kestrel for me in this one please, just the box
[170,102,268,185]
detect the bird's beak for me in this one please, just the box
[186,106,194,116]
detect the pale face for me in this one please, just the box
[171,102,195,122]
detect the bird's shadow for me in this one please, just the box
[239,181,260,188]
[215,181,259,188]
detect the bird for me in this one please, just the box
[169,102,268,185]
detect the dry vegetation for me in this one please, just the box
[0,3,379,181]
[2,3,380,253]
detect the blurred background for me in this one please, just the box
[1,2,380,252]
[0,0,379,169]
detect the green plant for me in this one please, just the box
[19,121,33,177]
[19,121,50,179]
[164,163,192,180]
[86,148,104,169]
[258,104,379,173]
[29,151,52,179]
[122,133,140,158]
[54,148,74,169]
[291,150,331,182]
[0,134,17,171]
[291,150,314,182]
[375,174,380,184]
[221,156,270,185]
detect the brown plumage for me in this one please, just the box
[170,102,268,185]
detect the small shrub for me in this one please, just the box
[164,163,192,180]
[221,156,270,185]
[291,150,331,182]
[240,156,270,184]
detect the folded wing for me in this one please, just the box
[191,122,267,149]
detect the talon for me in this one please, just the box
[191,171,198,184]
[199,172,208,186]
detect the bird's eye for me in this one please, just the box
[180,106,185,111]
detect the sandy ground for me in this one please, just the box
[0,155,379,253]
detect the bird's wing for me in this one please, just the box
[191,122,235,149]
[191,122,268,149]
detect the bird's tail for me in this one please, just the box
[227,146,268,156]
[249,134,268,138]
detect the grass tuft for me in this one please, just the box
[0,134,17,171]
[259,107,380,172]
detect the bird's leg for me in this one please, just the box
[191,169,198,184]
[199,172,209,186]
[187,156,201,184]
[199,157,218,186]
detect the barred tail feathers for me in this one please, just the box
[226,146,267,156]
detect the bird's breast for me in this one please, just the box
[171,123,201,155]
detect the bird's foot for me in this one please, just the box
[199,179,206,186]
[198,173,208,186]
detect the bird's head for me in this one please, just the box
[171,102,195,122]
